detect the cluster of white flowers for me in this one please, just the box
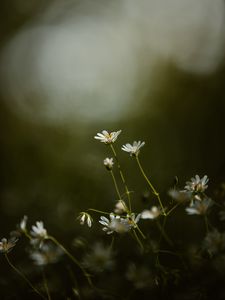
[99,213,140,234]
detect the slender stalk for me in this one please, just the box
[110,170,122,200]
[132,229,144,252]
[48,236,93,287]
[110,144,132,211]
[42,270,51,300]
[156,219,173,247]
[5,254,46,300]
[136,225,146,240]
[135,156,166,215]
[88,208,110,215]
[166,202,180,216]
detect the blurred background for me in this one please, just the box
[1,0,225,298]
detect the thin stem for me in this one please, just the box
[110,144,132,211]
[88,208,110,215]
[5,254,46,300]
[156,219,173,247]
[136,225,146,240]
[132,229,144,252]
[48,236,93,287]
[135,156,166,215]
[42,270,51,300]
[110,170,122,200]
[166,202,180,216]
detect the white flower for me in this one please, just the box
[20,215,28,232]
[99,213,140,234]
[0,237,18,254]
[94,130,121,144]
[141,206,161,219]
[121,141,145,157]
[184,175,209,194]
[30,221,48,248]
[103,157,114,171]
[168,189,191,203]
[185,198,213,215]
[77,212,93,228]
[114,200,128,214]
[30,243,63,266]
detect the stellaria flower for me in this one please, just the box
[0,237,18,254]
[184,175,209,194]
[103,157,114,171]
[20,215,28,232]
[99,213,140,234]
[121,141,145,157]
[30,243,63,266]
[203,229,225,255]
[185,198,213,215]
[114,200,128,214]
[168,188,191,203]
[30,221,48,248]
[94,130,121,144]
[77,212,93,228]
[83,242,115,273]
[141,206,161,219]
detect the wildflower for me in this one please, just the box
[126,263,153,289]
[185,198,213,215]
[99,213,140,234]
[83,242,115,273]
[203,229,225,255]
[141,206,161,219]
[103,157,114,171]
[184,175,209,194]
[77,212,93,228]
[30,243,63,266]
[121,141,145,157]
[30,221,48,248]
[114,200,128,214]
[168,188,191,203]
[0,237,18,254]
[94,130,121,144]
[20,215,28,232]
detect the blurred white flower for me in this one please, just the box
[126,263,153,290]
[114,200,128,214]
[103,157,114,171]
[141,206,161,219]
[99,213,140,234]
[168,189,191,203]
[83,242,115,273]
[94,130,121,144]
[0,237,18,254]
[30,243,63,266]
[184,175,209,194]
[77,212,93,228]
[203,229,225,255]
[121,141,145,157]
[185,198,213,215]
[20,215,28,232]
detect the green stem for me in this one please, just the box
[110,144,132,211]
[48,236,93,287]
[132,229,144,252]
[156,219,173,247]
[136,156,166,215]
[5,254,46,300]
[136,225,146,240]
[88,208,110,215]
[42,270,51,300]
[166,202,180,216]
[110,170,122,200]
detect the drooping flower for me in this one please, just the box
[141,206,161,220]
[184,175,209,194]
[114,200,128,214]
[99,213,140,234]
[94,130,121,144]
[185,198,213,215]
[77,212,93,228]
[0,237,18,254]
[103,157,114,171]
[20,215,28,232]
[121,141,145,157]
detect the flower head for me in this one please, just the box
[30,221,48,248]
[0,237,18,254]
[185,198,213,215]
[30,243,63,266]
[121,141,145,157]
[114,200,128,214]
[141,206,161,220]
[184,175,209,194]
[94,130,121,144]
[77,212,93,228]
[103,157,114,171]
[99,213,140,234]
